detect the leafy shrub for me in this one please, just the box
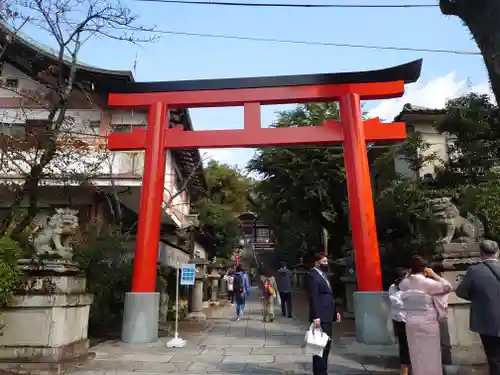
[73,228,133,337]
[0,236,22,307]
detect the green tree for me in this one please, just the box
[196,161,251,259]
[434,93,500,187]
[439,1,500,104]
[458,175,500,242]
[204,160,251,213]
[195,198,240,259]
[373,91,500,284]
[247,103,349,263]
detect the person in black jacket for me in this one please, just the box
[307,253,341,375]
[456,240,500,375]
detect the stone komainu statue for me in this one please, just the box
[31,208,79,260]
[428,197,484,244]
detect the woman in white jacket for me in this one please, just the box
[389,267,410,375]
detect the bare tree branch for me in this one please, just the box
[0,0,157,237]
[126,153,209,234]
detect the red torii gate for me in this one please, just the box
[108,59,422,344]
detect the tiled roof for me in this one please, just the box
[394,103,446,121]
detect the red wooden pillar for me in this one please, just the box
[131,102,168,293]
[340,93,383,292]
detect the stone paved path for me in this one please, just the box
[72,288,397,375]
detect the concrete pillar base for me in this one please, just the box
[443,364,461,375]
[185,311,207,321]
[353,291,394,345]
[122,292,160,344]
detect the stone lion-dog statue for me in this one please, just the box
[31,208,79,260]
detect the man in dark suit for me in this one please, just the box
[307,253,341,375]
[455,240,500,375]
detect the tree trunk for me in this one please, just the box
[440,0,500,105]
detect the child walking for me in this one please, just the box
[261,270,280,322]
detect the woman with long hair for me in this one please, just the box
[399,256,452,375]
[389,267,410,375]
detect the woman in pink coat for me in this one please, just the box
[399,256,452,375]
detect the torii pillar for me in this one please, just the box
[107,59,423,345]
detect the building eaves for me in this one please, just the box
[394,103,446,122]
[0,22,134,82]
[0,22,207,195]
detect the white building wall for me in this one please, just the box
[0,63,40,98]
[394,121,449,181]
[0,62,193,225]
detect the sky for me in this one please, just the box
[17,0,493,170]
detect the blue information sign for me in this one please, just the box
[180,264,196,286]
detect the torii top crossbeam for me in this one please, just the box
[107,59,422,150]
[106,59,422,295]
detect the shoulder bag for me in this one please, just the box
[483,261,500,283]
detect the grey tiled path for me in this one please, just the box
[72,288,396,375]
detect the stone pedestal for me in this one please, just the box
[353,291,394,345]
[185,257,207,321]
[208,261,224,306]
[435,243,486,366]
[218,273,228,299]
[210,277,219,306]
[122,292,159,344]
[295,271,306,289]
[340,275,357,319]
[0,260,94,374]
[292,262,307,289]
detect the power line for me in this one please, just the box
[153,29,481,55]
[133,0,438,8]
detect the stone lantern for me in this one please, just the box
[185,256,208,321]
[218,261,229,299]
[293,258,308,289]
[333,249,357,319]
[207,257,224,306]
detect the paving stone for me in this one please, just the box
[78,360,176,372]
[272,354,311,363]
[71,286,396,375]
[188,362,246,373]
[170,353,223,363]
[251,347,303,355]
[113,353,174,362]
[222,354,275,364]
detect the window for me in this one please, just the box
[255,228,270,243]
[0,123,24,135]
[110,124,132,133]
[89,121,101,130]
[5,78,18,88]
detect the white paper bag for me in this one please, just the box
[302,323,330,356]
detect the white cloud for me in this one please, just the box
[368,73,494,121]
[201,148,254,170]
[194,73,494,169]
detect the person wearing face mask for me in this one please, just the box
[307,252,341,375]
